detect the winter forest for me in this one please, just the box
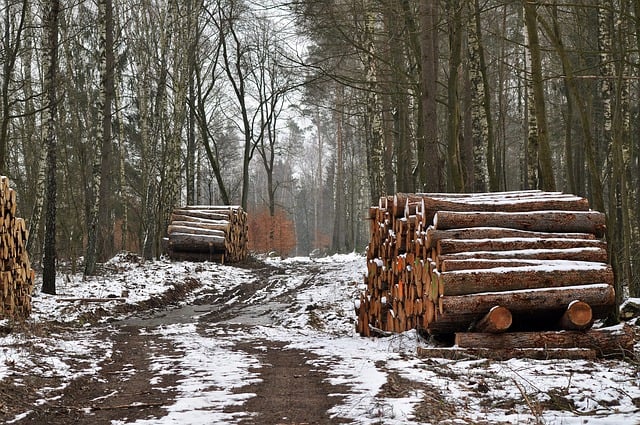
[0,1,639,295]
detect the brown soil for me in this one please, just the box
[227,339,351,425]
[0,260,359,424]
[2,324,182,424]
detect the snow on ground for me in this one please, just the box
[2,252,640,424]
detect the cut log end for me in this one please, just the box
[559,300,593,330]
[473,305,512,333]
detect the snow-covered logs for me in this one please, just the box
[357,191,623,357]
[0,176,35,319]
[165,206,248,263]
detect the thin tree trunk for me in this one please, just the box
[363,0,385,201]
[42,0,60,295]
[332,85,346,252]
[419,0,440,191]
[0,0,27,173]
[85,0,115,275]
[446,0,464,192]
[523,1,555,191]
[467,0,490,192]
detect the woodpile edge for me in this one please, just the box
[0,176,35,319]
[357,191,634,359]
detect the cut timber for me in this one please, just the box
[0,176,34,319]
[170,213,231,225]
[429,284,615,334]
[167,232,226,251]
[167,205,248,263]
[437,237,605,255]
[419,196,590,223]
[425,226,595,249]
[436,247,608,264]
[472,305,512,333]
[559,300,593,330]
[438,263,613,296]
[454,324,634,358]
[416,346,597,361]
[440,258,605,272]
[433,210,606,237]
[167,225,226,238]
[165,250,225,263]
[172,209,234,221]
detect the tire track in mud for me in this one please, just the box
[225,339,352,425]
[9,325,183,425]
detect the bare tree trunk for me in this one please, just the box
[467,0,491,192]
[363,0,386,202]
[0,0,27,173]
[42,0,60,295]
[523,1,555,191]
[418,0,440,191]
[446,0,464,192]
[85,0,115,275]
[332,85,346,252]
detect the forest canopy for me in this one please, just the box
[0,0,638,295]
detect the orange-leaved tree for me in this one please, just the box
[248,207,296,256]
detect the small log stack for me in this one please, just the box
[357,191,628,358]
[0,176,35,319]
[166,205,248,263]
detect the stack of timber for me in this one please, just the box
[166,205,248,263]
[0,176,35,319]
[357,191,629,358]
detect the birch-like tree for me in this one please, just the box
[42,0,60,294]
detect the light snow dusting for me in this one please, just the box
[1,252,639,424]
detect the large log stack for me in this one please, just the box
[0,176,35,319]
[357,191,628,357]
[166,205,248,263]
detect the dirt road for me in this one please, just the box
[0,259,358,424]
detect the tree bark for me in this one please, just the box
[418,0,440,191]
[437,237,605,256]
[42,0,60,295]
[454,324,634,358]
[445,0,465,192]
[433,210,606,236]
[427,226,595,249]
[437,263,613,296]
[436,283,615,327]
[523,1,555,191]
[437,247,608,264]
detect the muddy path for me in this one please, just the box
[1,258,356,424]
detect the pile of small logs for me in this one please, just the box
[357,191,629,357]
[165,205,248,263]
[0,176,35,319]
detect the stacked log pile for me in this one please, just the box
[357,191,627,357]
[166,205,248,263]
[0,176,35,319]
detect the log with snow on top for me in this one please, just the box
[435,247,609,265]
[166,205,248,262]
[425,226,596,249]
[436,237,606,256]
[437,262,613,296]
[433,210,606,237]
[428,283,615,334]
[439,258,608,272]
[454,323,634,358]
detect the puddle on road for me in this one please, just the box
[121,300,290,328]
[121,303,219,327]
[218,301,290,326]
